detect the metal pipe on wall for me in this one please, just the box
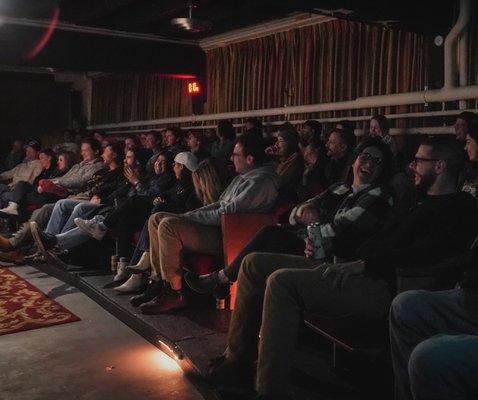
[444,0,471,88]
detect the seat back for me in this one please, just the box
[221,212,278,308]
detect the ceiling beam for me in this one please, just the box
[0,16,198,45]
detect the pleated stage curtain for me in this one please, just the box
[91,74,193,125]
[205,19,431,127]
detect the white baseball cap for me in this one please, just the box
[174,152,199,172]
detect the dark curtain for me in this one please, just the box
[206,19,431,128]
[91,73,193,124]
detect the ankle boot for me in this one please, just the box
[125,251,151,274]
[114,273,145,294]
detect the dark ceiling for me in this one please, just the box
[0,0,458,73]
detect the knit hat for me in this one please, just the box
[174,152,199,172]
[25,140,41,151]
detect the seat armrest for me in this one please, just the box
[396,252,470,278]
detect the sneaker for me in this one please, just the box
[30,221,57,256]
[130,280,164,307]
[139,284,187,314]
[0,202,19,216]
[74,218,107,241]
[184,270,231,299]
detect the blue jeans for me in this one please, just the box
[390,289,478,400]
[46,199,100,235]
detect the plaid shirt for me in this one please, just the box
[311,183,393,260]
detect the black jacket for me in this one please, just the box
[359,192,478,290]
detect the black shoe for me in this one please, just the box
[139,284,187,314]
[185,270,230,299]
[30,221,57,256]
[206,355,255,393]
[103,279,128,289]
[130,280,163,307]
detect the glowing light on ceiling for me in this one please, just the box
[27,6,60,59]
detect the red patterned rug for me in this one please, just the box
[0,268,80,335]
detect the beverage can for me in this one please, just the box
[111,255,119,273]
[307,222,325,260]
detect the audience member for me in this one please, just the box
[101,151,202,292]
[299,120,323,149]
[269,128,304,193]
[455,111,477,143]
[186,130,210,162]
[75,150,176,261]
[0,139,103,261]
[463,121,478,197]
[296,145,327,200]
[0,149,74,216]
[186,137,393,295]
[244,117,263,138]
[211,121,236,164]
[0,140,42,191]
[203,128,218,152]
[205,136,478,398]
[390,277,478,400]
[133,134,278,314]
[1,139,25,172]
[31,143,126,260]
[92,130,107,144]
[53,129,79,154]
[163,127,186,155]
[324,128,355,184]
[143,131,161,174]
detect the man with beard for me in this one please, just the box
[206,136,478,400]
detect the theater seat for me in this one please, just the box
[183,252,222,276]
[221,212,278,309]
[303,314,387,367]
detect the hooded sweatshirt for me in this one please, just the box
[183,165,279,226]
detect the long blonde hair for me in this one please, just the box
[192,158,228,205]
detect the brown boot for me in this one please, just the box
[0,250,25,264]
[0,235,13,252]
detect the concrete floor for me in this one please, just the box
[0,265,205,400]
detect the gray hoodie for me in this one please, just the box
[183,165,279,226]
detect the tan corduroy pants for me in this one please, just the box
[147,212,223,286]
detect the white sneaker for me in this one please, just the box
[114,273,144,293]
[74,217,107,240]
[0,202,19,216]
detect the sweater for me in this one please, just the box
[52,158,104,191]
[0,159,43,185]
[183,165,279,226]
[360,192,478,288]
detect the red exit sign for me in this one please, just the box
[187,81,201,94]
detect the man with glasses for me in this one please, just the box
[206,136,478,400]
[186,137,394,296]
[134,134,279,314]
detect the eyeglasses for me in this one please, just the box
[412,157,440,164]
[359,151,382,165]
